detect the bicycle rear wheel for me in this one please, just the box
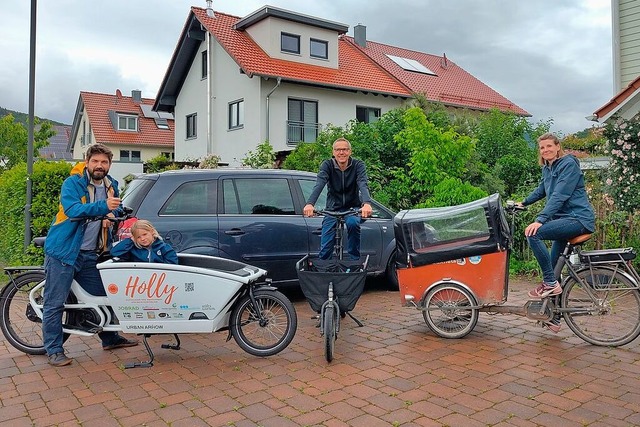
[0,271,60,355]
[322,302,338,362]
[561,267,640,347]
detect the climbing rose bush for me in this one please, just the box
[604,116,640,212]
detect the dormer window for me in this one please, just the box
[281,32,300,54]
[310,38,328,59]
[118,114,138,131]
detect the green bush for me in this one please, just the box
[242,140,276,169]
[0,160,71,265]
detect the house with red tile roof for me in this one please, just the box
[591,75,640,124]
[154,5,527,165]
[68,89,174,166]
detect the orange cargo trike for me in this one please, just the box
[393,194,640,346]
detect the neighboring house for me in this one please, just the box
[39,124,73,160]
[154,5,528,166]
[68,89,175,164]
[592,0,640,124]
[613,0,640,93]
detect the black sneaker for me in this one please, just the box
[48,352,72,366]
[103,336,139,350]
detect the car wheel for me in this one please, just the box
[385,251,399,291]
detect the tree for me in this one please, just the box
[0,114,54,171]
[242,140,277,169]
[392,107,481,208]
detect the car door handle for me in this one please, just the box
[225,229,246,236]
[312,228,322,236]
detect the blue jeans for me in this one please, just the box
[319,214,362,260]
[526,218,588,284]
[43,251,122,355]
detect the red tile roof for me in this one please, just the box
[81,91,174,147]
[345,38,528,116]
[193,8,411,97]
[190,7,527,116]
[593,75,640,120]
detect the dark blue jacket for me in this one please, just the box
[306,157,372,211]
[110,238,178,264]
[44,163,120,265]
[523,154,595,232]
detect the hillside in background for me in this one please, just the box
[0,107,67,127]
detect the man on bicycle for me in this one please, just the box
[303,138,373,260]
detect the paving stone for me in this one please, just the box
[1,277,640,425]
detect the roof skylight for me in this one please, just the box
[386,55,436,75]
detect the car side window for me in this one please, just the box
[159,180,217,215]
[223,178,295,215]
[299,179,327,210]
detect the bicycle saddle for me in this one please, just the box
[568,234,591,245]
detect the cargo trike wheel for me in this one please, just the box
[422,283,478,339]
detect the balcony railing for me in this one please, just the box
[287,120,320,145]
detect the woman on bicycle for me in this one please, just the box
[518,133,595,332]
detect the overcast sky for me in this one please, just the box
[1,0,613,136]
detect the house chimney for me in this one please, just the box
[440,53,449,69]
[205,0,215,17]
[354,24,366,48]
[131,89,142,104]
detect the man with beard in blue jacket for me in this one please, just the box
[43,144,138,366]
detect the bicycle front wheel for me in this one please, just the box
[0,271,49,355]
[562,267,640,347]
[230,289,298,357]
[322,302,338,363]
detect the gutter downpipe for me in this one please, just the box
[265,77,281,143]
[206,30,213,155]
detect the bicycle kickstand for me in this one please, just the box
[346,312,364,327]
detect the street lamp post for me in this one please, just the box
[25,0,37,250]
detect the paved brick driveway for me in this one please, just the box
[2,277,640,426]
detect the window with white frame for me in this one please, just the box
[120,150,141,162]
[310,38,328,59]
[228,99,244,130]
[281,32,300,54]
[117,114,138,131]
[186,113,197,139]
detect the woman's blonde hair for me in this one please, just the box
[130,219,160,248]
[537,132,565,165]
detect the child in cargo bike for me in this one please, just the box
[111,219,178,264]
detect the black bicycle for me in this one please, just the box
[297,208,369,362]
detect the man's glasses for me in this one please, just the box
[333,148,351,152]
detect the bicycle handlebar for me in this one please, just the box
[315,207,362,218]
[505,200,527,213]
[70,206,135,223]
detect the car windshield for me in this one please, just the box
[121,178,154,212]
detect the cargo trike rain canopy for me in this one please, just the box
[393,193,510,268]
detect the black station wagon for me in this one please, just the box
[120,169,398,289]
